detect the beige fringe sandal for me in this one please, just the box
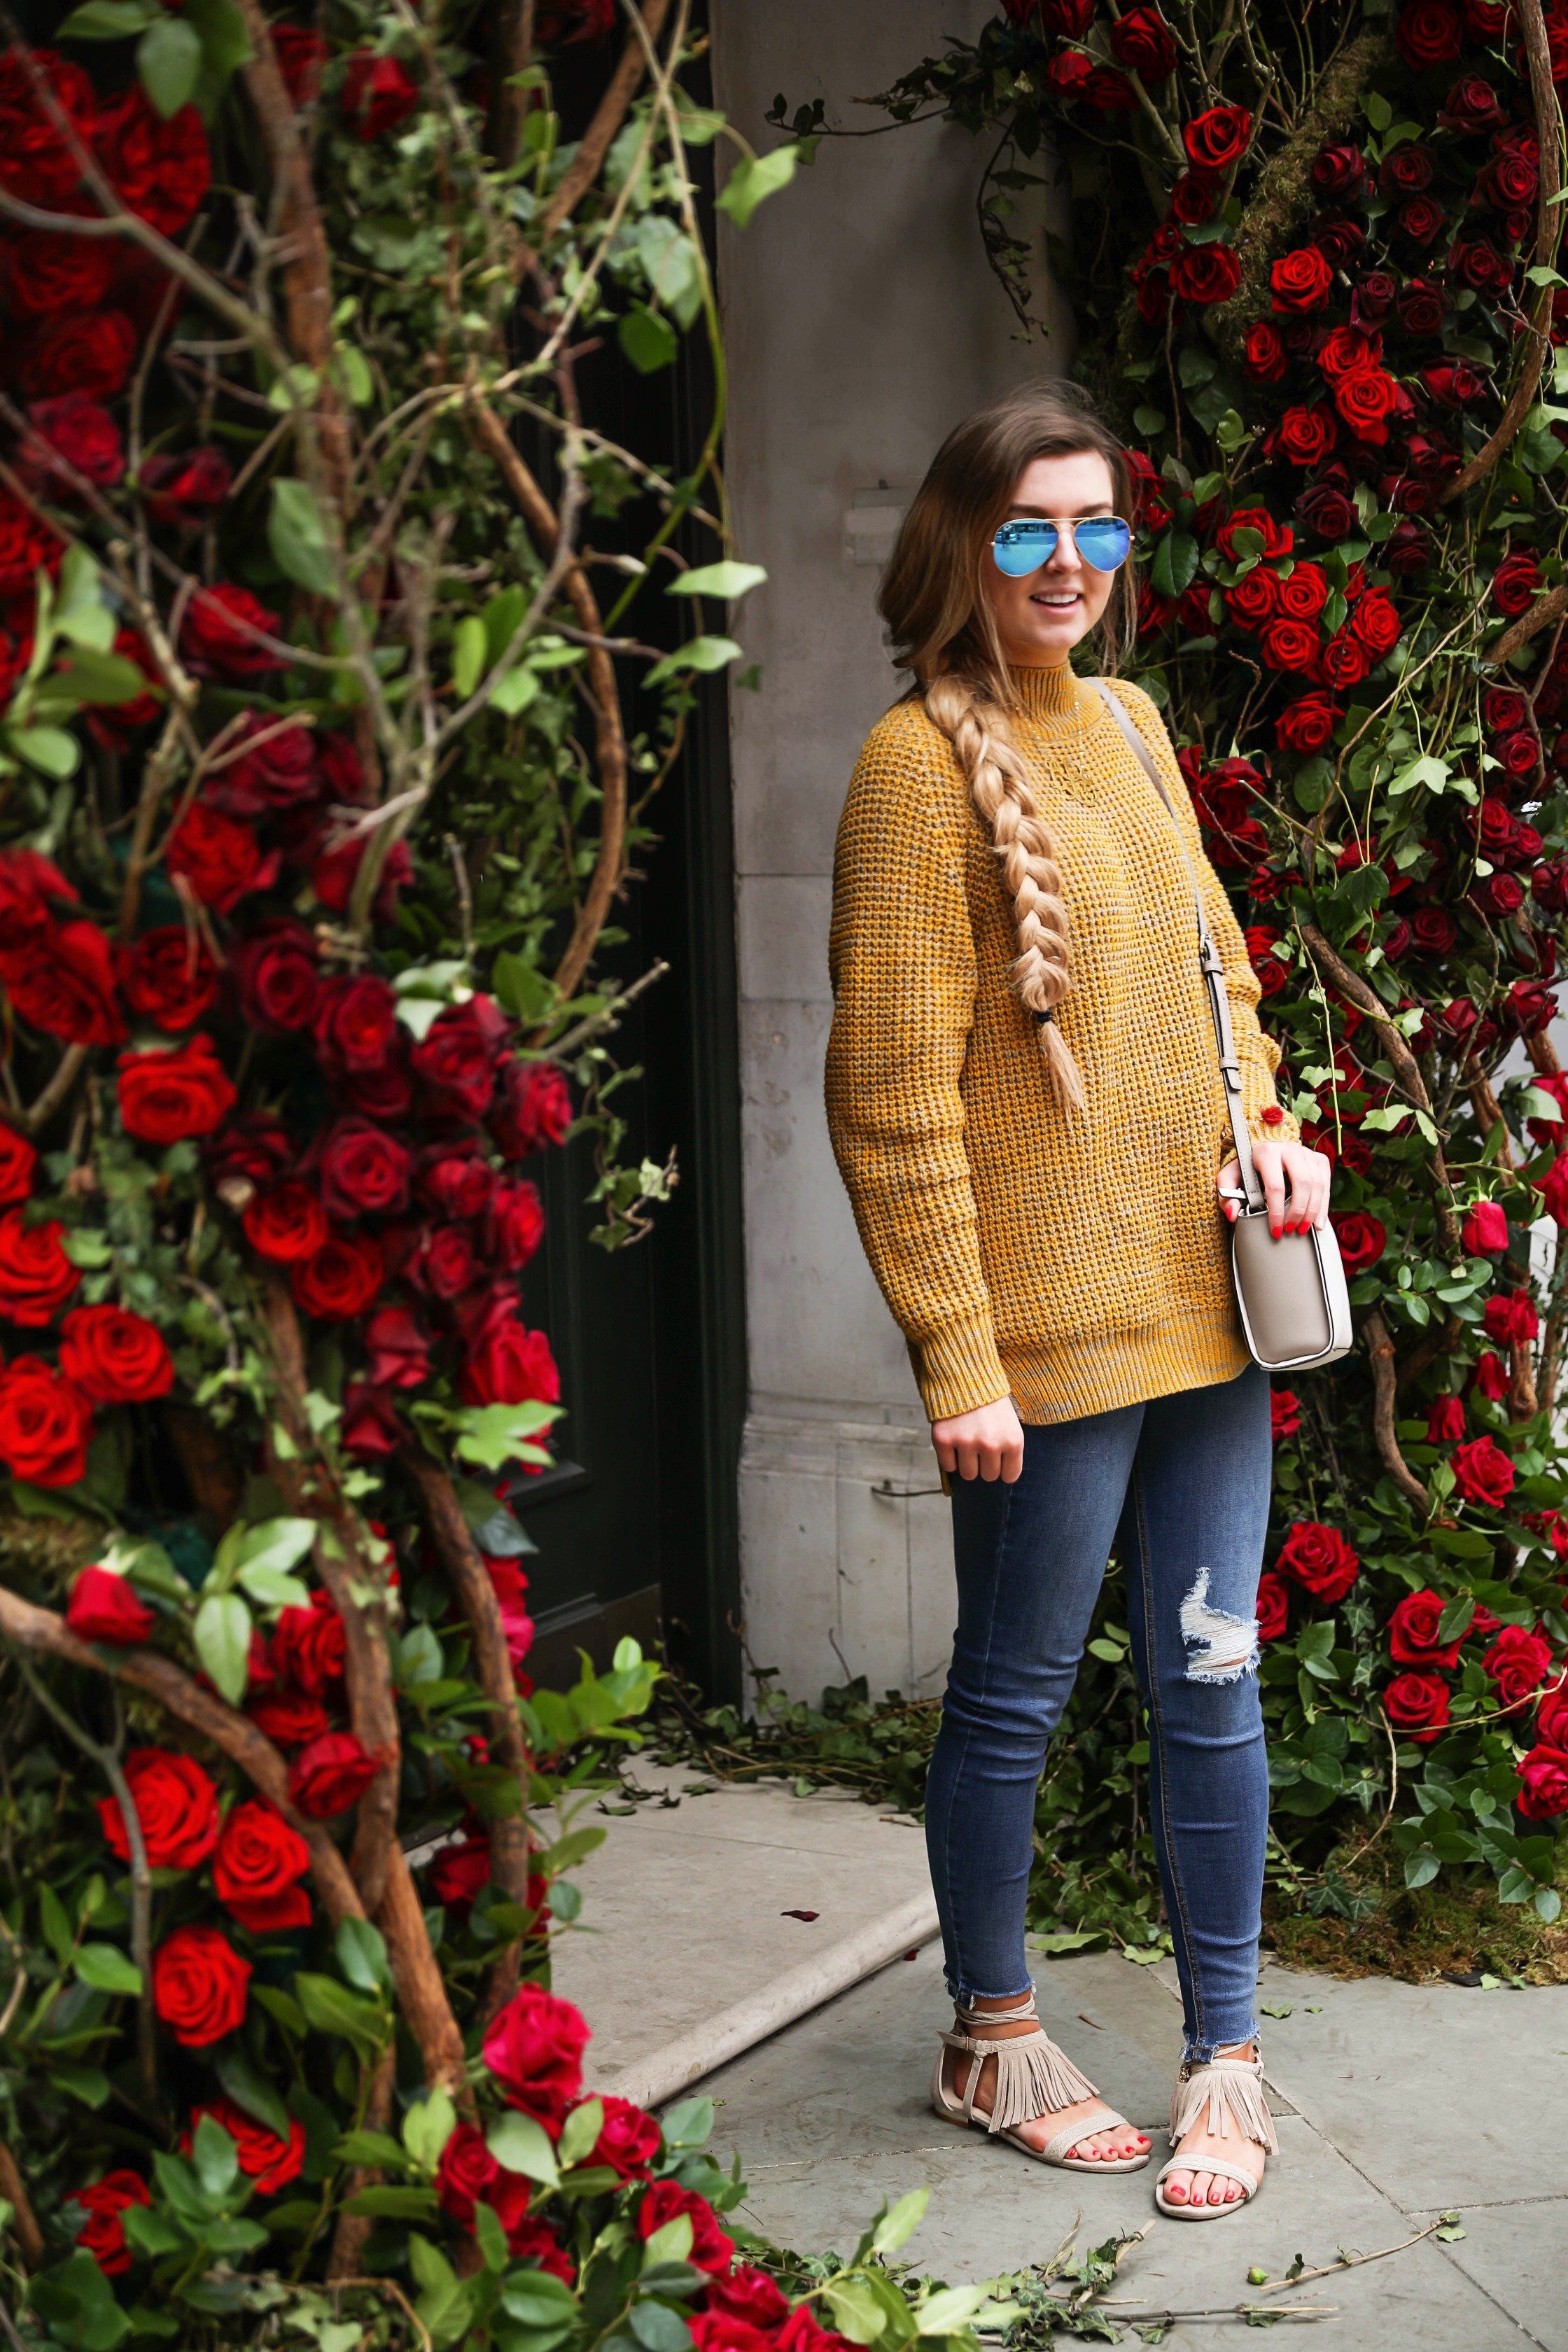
[1154,2050,1278,2219]
[930,1993,1149,2171]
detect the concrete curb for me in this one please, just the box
[592,1889,941,2112]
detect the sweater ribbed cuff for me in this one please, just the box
[915,1312,1012,1425]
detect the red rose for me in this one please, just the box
[1276,693,1340,753]
[406,1222,479,1299]
[317,1116,411,1219]
[1351,589,1402,657]
[1312,142,1368,204]
[244,1184,330,1266]
[435,2120,531,2233]
[1503,979,1556,1035]
[1296,481,1357,540]
[1183,104,1251,172]
[309,832,413,922]
[118,1034,237,1144]
[71,2172,149,2276]
[153,1922,250,2047]
[18,393,124,493]
[1255,1569,1290,1642]
[313,974,399,1074]
[0,1354,90,1489]
[1259,617,1321,673]
[591,2095,662,2180]
[96,1748,219,1868]
[120,927,219,1033]
[1334,365,1398,444]
[291,1231,384,1322]
[1273,405,1336,468]
[1462,1202,1509,1256]
[0,1125,37,1209]
[1483,1623,1554,1710]
[97,88,210,234]
[1269,1389,1301,1443]
[1384,1670,1452,1742]
[506,2216,576,2278]
[342,50,421,140]
[247,1687,330,1750]
[8,919,124,1049]
[0,1206,79,1326]
[1381,144,1435,200]
[690,2318,775,2352]
[288,1731,381,1819]
[1493,552,1542,615]
[1497,731,1542,781]
[1471,1350,1510,1401]
[1452,1434,1516,1508]
[1038,0,1094,29]
[482,1981,590,2128]
[1388,1589,1463,1670]
[1483,1289,1538,1345]
[1082,66,1140,111]
[187,2098,306,2194]
[488,1061,571,1161]
[141,446,234,529]
[0,48,97,206]
[636,2181,734,2275]
[272,1589,346,1697]
[460,1300,561,1410]
[178,584,285,681]
[59,1305,174,1405]
[1275,1520,1360,1602]
[212,1799,312,1933]
[430,1832,491,1914]
[485,1180,547,1271]
[1225,569,1278,631]
[15,311,136,404]
[1410,906,1457,955]
[1330,1210,1385,1273]
[1537,1680,1568,1745]
[1270,247,1335,314]
[66,1564,153,1644]
[1109,6,1176,75]
[1171,244,1242,306]
[1440,73,1508,131]
[708,2272,790,2332]
[1277,561,1329,621]
[1318,627,1371,689]
[230,921,321,1033]
[412,997,507,1118]
[1516,1744,1568,1819]
[341,1381,403,1459]
[272,24,329,104]
[1426,1393,1466,1441]
[1244,320,1287,381]
[1396,278,1448,335]
[355,1305,425,1392]
[1396,0,1463,64]
[204,715,318,819]
[166,803,278,914]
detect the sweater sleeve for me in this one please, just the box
[823,717,1011,1423]
[1107,681,1299,1156]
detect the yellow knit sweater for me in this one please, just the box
[824,664,1296,1427]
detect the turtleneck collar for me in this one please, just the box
[1007,662,1088,719]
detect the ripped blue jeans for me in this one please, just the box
[925,1364,1272,2060]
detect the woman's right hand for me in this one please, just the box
[932,1397,1025,1483]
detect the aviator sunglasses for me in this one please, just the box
[992,515,1132,577]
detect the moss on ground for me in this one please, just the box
[1264,1844,1568,1984]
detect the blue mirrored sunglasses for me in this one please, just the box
[992,516,1131,577]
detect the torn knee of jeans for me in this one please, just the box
[1180,1567,1259,1684]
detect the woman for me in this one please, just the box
[823,384,1330,2220]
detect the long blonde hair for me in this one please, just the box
[878,384,1136,1113]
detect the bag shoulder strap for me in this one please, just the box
[1090,678,1264,1214]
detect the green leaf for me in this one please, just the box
[658,2096,713,2148]
[74,1945,144,1997]
[9,724,80,779]
[822,2282,886,2346]
[1149,530,1200,600]
[57,0,159,35]
[491,952,556,1026]
[630,2302,692,2352]
[336,1915,392,1995]
[55,547,118,652]
[137,14,202,115]
[643,2216,694,2266]
[452,615,486,701]
[39,1881,75,1969]
[871,2186,929,2255]
[557,2096,603,2171]
[293,1972,390,2062]
[486,2111,559,2186]
[632,216,704,328]
[216,2045,293,2143]
[193,1591,252,1704]
[451,1400,563,1472]
[337,345,374,407]
[642,635,743,688]
[668,562,767,601]
[192,2114,239,2200]
[500,2276,581,2329]
[49,2064,111,2108]
[331,2129,408,2169]
[402,2087,457,2174]
[474,2199,510,2274]
[715,144,799,230]
[55,648,158,707]
[491,666,541,719]
[619,304,678,373]
[344,2185,440,2219]
[268,476,335,595]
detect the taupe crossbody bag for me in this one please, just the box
[1092,680,1352,1373]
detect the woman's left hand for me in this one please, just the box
[1217,1138,1331,1240]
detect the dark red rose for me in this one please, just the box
[186,2099,306,2193]
[0,485,60,601]
[118,1034,236,1144]
[1427,1392,1466,1441]
[1484,1623,1554,1709]
[707,2272,790,2332]
[272,24,329,105]
[291,1231,385,1322]
[1318,627,1372,688]
[1334,365,1399,443]
[1503,979,1555,1035]
[1038,0,1094,29]
[1440,73,1508,131]
[1381,145,1435,203]
[1396,193,1448,246]
[0,48,97,204]
[289,1731,382,1819]
[0,1359,92,1489]
[1294,483,1356,544]
[1483,1288,1538,1345]
[489,1059,573,1158]
[1270,246,1335,314]
[17,393,123,495]
[1243,320,1287,380]
[1452,1434,1517,1508]
[1389,1589,1464,1670]
[1081,65,1139,110]
[1497,728,1541,778]
[485,1179,546,1270]
[1386,519,1434,575]
[204,715,318,819]
[71,2172,150,2276]
[430,1831,491,1915]
[140,446,234,529]
[1215,507,1293,563]
[1170,168,1221,225]
[1464,0,1511,34]
[206,1116,293,1200]
[1225,570,1278,631]
[1516,1744,1568,1819]
[435,2120,531,2234]
[1384,1670,1452,1742]
[244,1183,329,1266]
[0,1126,37,1210]
[405,1222,479,1299]
[1409,906,1457,954]
[308,832,414,923]
[97,87,210,234]
[229,921,320,1035]
[1396,0,1464,64]
[166,803,278,914]
[1312,142,1368,204]
[247,1684,330,1745]
[272,1590,346,1697]
[1255,1569,1290,1641]
[1270,1389,1301,1443]
[119,927,219,1035]
[1259,617,1320,674]
[1493,552,1542,615]
[341,1381,403,1460]
[1310,212,1366,268]
[153,1923,250,2046]
[1170,241,1242,306]
[636,2182,734,2275]
[1183,104,1251,172]
[1462,1200,1510,1256]
[344,1049,415,1124]
[459,1294,561,1410]
[97,1749,218,1868]
[1109,6,1177,75]
[1474,870,1525,917]
[6,917,124,1050]
[179,584,284,680]
[1330,1210,1386,1273]
[317,1116,411,1219]
[212,1799,312,1933]
[1276,693,1340,755]
[0,1206,78,1327]
[1275,1520,1360,1602]
[59,1305,174,1405]
[313,974,399,1074]
[342,50,421,140]
[17,307,136,406]
[363,1304,430,1390]
[1273,404,1338,466]
[482,1981,590,2129]
[1349,271,1396,328]
[412,997,506,1118]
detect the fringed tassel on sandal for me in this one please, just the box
[941,2011,1098,2135]
[1168,2055,1278,2156]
